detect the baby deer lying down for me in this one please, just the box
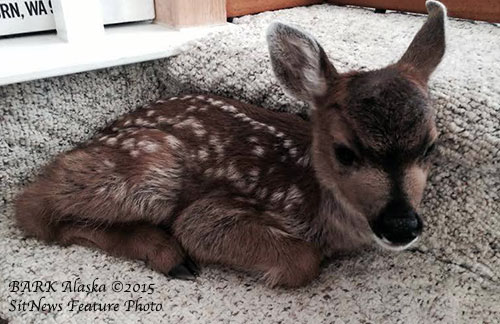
[16,1,446,287]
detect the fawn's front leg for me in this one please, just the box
[173,196,322,288]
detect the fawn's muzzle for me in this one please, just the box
[370,200,423,250]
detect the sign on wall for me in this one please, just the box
[0,0,155,36]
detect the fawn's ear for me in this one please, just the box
[267,22,338,105]
[397,0,447,84]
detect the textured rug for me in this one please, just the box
[1,4,499,323]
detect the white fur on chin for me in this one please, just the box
[372,234,419,252]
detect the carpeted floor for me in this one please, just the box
[1,4,499,323]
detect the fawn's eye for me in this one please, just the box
[334,145,357,167]
[423,143,436,158]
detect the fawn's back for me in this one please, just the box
[90,94,319,228]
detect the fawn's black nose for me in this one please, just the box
[371,200,423,246]
[379,211,423,244]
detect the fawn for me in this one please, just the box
[15,1,446,287]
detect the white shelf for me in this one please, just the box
[0,22,229,86]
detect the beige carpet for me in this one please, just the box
[1,4,499,323]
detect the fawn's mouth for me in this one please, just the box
[372,233,419,251]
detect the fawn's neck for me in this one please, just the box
[289,144,371,257]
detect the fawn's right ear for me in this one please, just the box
[267,22,338,105]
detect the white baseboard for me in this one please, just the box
[0,22,231,86]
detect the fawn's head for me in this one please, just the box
[267,1,446,250]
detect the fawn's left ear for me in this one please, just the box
[397,0,447,84]
[267,22,338,105]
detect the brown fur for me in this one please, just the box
[15,1,447,287]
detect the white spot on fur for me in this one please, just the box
[124,120,132,126]
[191,120,206,137]
[249,168,260,177]
[257,187,269,199]
[283,139,293,148]
[194,128,207,137]
[234,180,248,191]
[285,185,303,204]
[226,162,242,181]
[215,168,225,178]
[168,97,178,101]
[289,147,298,157]
[135,118,146,126]
[106,137,117,146]
[198,149,209,160]
[104,160,115,168]
[99,136,109,142]
[130,150,140,158]
[248,137,259,143]
[220,104,237,112]
[181,95,193,100]
[147,110,156,117]
[253,146,265,156]
[196,95,206,100]
[246,182,257,192]
[122,138,135,150]
[268,227,292,238]
[138,140,159,153]
[174,117,195,128]
[271,190,285,203]
[186,105,197,113]
[297,154,311,167]
[250,121,261,129]
[174,117,206,137]
[96,187,107,195]
[207,98,225,106]
[165,135,182,149]
[209,136,224,155]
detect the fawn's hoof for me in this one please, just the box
[168,257,200,281]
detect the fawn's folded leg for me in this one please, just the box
[58,222,196,278]
[173,196,321,288]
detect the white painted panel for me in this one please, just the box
[0,0,155,36]
[102,0,155,25]
[53,0,104,42]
